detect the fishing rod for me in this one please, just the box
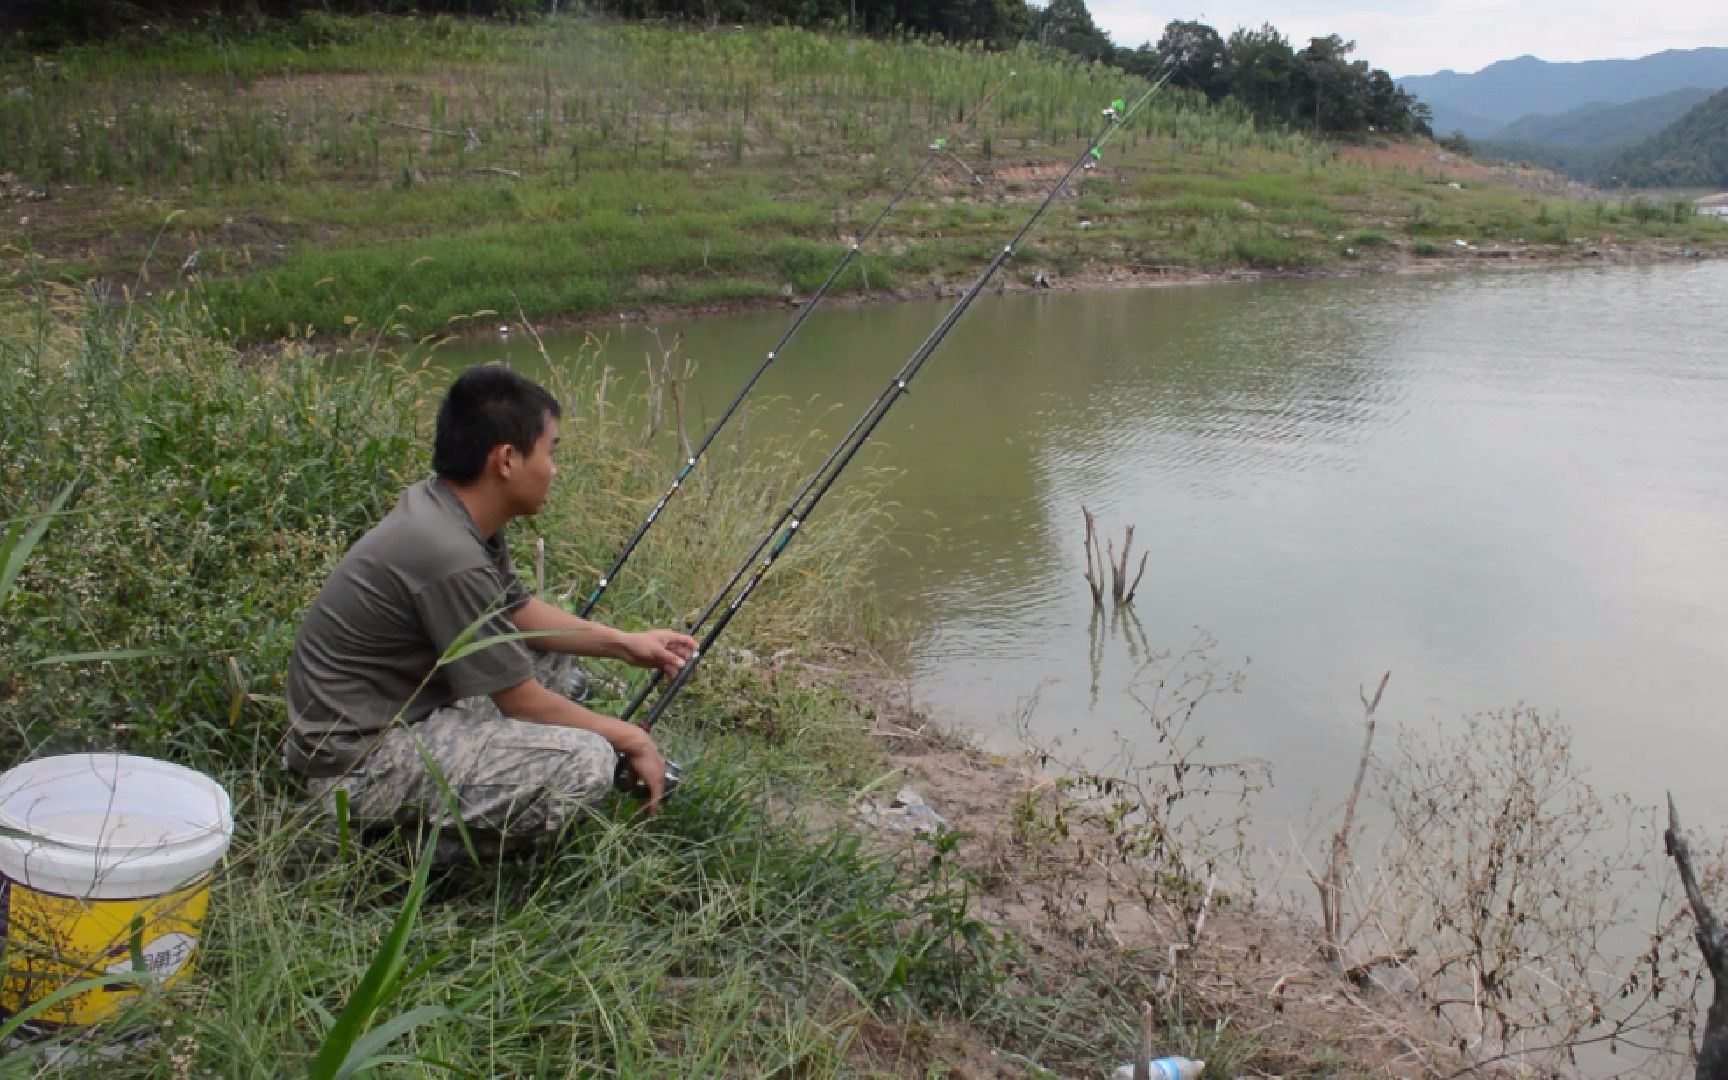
[576,71,1017,620]
[620,76,1170,743]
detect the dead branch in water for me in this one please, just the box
[1666,794,1728,1079]
[1313,671,1389,967]
[640,329,693,460]
[1082,506,1104,608]
[1081,506,1148,609]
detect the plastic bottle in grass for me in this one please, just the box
[1111,1056,1205,1080]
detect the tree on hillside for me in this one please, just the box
[1365,68,1432,135]
[1225,23,1296,123]
[1609,86,1728,188]
[1153,19,1226,98]
[928,0,1029,47]
[863,0,1027,45]
[1113,41,1161,78]
[1291,35,1361,132]
[1026,0,1112,62]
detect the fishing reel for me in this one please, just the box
[615,756,683,803]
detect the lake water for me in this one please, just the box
[445,260,1728,861]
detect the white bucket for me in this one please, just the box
[0,753,233,1031]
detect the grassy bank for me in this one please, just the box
[4,15,1724,344]
[0,285,1253,1075]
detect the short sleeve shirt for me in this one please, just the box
[284,477,534,775]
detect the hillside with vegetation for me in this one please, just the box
[2,16,1722,345]
[1470,88,1723,185]
[5,0,1432,144]
[1609,87,1728,188]
[1491,87,1715,149]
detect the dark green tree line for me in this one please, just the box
[1111,18,1429,136]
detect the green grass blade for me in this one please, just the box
[0,971,153,1044]
[307,832,439,1080]
[0,480,78,606]
[332,1005,454,1080]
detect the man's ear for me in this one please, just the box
[486,442,516,480]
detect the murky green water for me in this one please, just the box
[442,261,1728,847]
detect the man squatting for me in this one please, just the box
[282,365,698,849]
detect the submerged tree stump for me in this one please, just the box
[1666,795,1728,1080]
[1081,506,1147,610]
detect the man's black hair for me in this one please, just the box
[432,365,562,483]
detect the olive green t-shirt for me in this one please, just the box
[284,477,534,776]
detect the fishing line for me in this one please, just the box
[576,71,1017,619]
[622,74,1171,737]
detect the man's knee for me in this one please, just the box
[528,725,617,808]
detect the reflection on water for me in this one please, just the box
[441,262,1728,855]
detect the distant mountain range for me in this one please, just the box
[1400,48,1728,139]
[1398,48,1728,189]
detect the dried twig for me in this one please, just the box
[386,119,460,138]
[1113,526,1132,603]
[1313,671,1389,966]
[668,355,693,465]
[513,295,552,367]
[1125,548,1149,604]
[1081,506,1104,608]
[1340,948,1416,988]
[1134,1000,1154,1080]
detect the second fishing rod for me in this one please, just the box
[619,75,1170,739]
[577,71,1016,620]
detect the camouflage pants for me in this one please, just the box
[307,654,616,854]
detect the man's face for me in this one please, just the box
[504,414,558,516]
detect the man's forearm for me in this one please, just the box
[509,596,630,659]
[492,677,646,753]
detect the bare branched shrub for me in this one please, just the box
[1012,632,1267,940]
[1341,706,1716,1075]
[639,328,694,459]
[1081,505,1148,610]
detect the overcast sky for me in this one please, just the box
[1086,0,1728,78]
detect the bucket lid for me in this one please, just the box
[0,753,231,852]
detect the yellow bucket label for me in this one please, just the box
[0,873,210,1028]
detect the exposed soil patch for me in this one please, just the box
[833,671,1452,1078]
[1341,143,1604,202]
[1340,143,1498,183]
